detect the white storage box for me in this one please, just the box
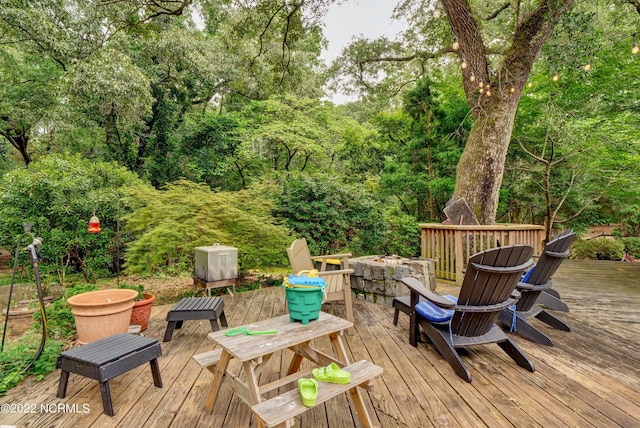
[195,244,238,282]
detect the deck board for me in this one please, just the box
[2,260,639,427]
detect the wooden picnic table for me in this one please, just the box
[203,312,382,427]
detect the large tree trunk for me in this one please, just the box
[444,0,574,224]
[454,92,520,224]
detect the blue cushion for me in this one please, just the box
[521,264,536,283]
[415,295,457,323]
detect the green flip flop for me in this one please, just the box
[298,378,318,407]
[312,362,351,384]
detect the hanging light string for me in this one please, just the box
[432,1,639,91]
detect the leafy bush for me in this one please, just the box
[123,180,294,275]
[0,338,63,395]
[379,207,422,257]
[0,153,148,283]
[272,174,421,257]
[571,238,624,260]
[0,283,97,395]
[272,174,386,255]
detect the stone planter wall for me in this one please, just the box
[350,256,436,306]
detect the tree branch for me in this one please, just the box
[484,2,511,21]
[626,0,640,14]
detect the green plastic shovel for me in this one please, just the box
[225,327,278,337]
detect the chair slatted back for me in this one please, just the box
[454,245,534,337]
[287,239,315,274]
[286,238,349,301]
[516,231,576,311]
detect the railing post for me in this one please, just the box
[454,229,464,286]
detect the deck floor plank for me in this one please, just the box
[2,260,639,427]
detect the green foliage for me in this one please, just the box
[0,338,64,395]
[379,207,422,258]
[622,238,640,259]
[376,77,467,222]
[176,112,244,190]
[123,180,294,275]
[0,153,148,283]
[271,173,419,257]
[117,283,144,300]
[571,238,624,261]
[272,173,378,254]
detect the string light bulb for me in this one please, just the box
[583,60,591,71]
[460,57,468,69]
[552,73,559,82]
[484,85,491,96]
[469,72,476,83]
[632,43,639,55]
[509,86,516,93]
[433,5,441,19]
[527,81,533,88]
[452,36,459,50]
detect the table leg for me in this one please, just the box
[243,361,262,405]
[285,341,309,375]
[329,332,351,365]
[205,350,232,412]
[349,386,375,428]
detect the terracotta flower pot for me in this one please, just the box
[130,293,155,331]
[2,306,38,336]
[66,289,138,344]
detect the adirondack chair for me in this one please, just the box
[400,245,535,383]
[286,238,354,325]
[498,230,576,346]
[534,230,576,312]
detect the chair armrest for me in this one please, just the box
[312,253,352,260]
[516,280,552,292]
[400,277,455,308]
[312,253,352,271]
[318,269,354,277]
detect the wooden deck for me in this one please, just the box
[2,260,639,427]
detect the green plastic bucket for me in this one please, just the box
[285,286,324,324]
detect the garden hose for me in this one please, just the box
[23,236,47,373]
[0,230,48,374]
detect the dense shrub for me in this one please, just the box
[571,238,625,260]
[0,153,148,282]
[123,180,293,275]
[272,174,420,257]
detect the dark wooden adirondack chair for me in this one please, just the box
[534,231,576,312]
[498,231,576,346]
[400,245,535,383]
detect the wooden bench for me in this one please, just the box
[163,297,227,342]
[193,349,222,373]
[251,360,383,428]
[56,333,162,416]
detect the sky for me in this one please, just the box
[320,1,407,103]
[320,1,405,62]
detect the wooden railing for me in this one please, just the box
[420,223,545,285]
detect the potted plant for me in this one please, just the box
[119,284,155,331]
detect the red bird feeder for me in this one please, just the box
[88,214,101,234]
